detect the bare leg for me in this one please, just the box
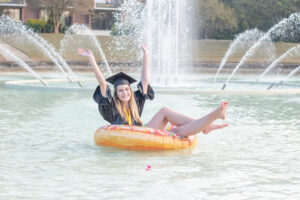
[146,107,195,130]
[202,123,229,134]
[147,104,229,134]
[170,101,228,137]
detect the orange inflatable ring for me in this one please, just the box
[94,125,197,150]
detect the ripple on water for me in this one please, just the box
[1,75,300,199]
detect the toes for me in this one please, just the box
[221,101,228,108]
[221,123,229,128]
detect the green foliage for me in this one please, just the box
[45,23,53,33]
[110,23,139,37]
[269,13,300,43]
[60,25,69,33]
[193,0,237,39]
[110,24,121,36]
[25,19,47,33]
[193,0,300,42]
[219,0,300,42]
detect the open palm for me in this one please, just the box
[77,48,92,58]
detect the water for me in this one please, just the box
[0,44,47,85]
[0,16,76,82]
[0,2,300,198]
[257,44,300,82]
[284,65,300,81]
[222,12,300,90]
[5,71,300,93]
[111,0,190,85]
[142,0,189,85]
[60,24,112,75]
[1,73,300,199]
[267,65,300,90]
[214,29,267,85]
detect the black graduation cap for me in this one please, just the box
[106,72,137,88]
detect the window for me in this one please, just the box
[0,8,21,21]
[95,0,123,10]
[0,0,25,6]
[92,11,115,30]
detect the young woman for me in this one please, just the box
[78,45,228,137]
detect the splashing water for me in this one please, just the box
[0,43,47,85]
[222,12,300,90]
[284,65,300,80]
[103,0,145,70]
[0,16,80,84]
[32,33,81,84]
[110,0,191,86]
[60,24,112,75]
[256,44,300,82]
[214,29,265,86]
[141,0,190,86]
[267,64,300,90]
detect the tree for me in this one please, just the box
[193,0,237,39]
[221,0,300,33]
[26,0,93,33]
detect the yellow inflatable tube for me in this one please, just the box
[94,125,197,150]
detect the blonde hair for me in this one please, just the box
[113,86,143,125]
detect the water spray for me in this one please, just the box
[214,29,264,87]
[222,12,300,90]
[0,43,48,86]
[267,65,300,90]
[256,44,300,83]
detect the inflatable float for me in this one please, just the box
[94,125,197,150]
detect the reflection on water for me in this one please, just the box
[0,74,300,199]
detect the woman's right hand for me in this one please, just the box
[77,48,94,59]
[78,48,105,89]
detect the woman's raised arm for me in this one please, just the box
[77,48,107,97]
[141,44,150,94]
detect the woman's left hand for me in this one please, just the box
[141,44,149,55]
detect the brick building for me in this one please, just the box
[0,0,124,30]
[0,0,25,21]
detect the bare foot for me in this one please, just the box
[219,101,228,120]
[202,123,229,134]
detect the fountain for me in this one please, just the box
[0,2,299,94]
[0,16,82,87]
[214,29,268,86]
[60,24,112,76]
[256,44,300,82]
[267,64,300,90]
[0,43,47,86]
[109,0,190,86]
[1,1,300,199]
[221,12,300,90]
[142,0,189,85]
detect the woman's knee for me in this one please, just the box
[159,107,170,114]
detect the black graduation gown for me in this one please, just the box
[93,82,154,126]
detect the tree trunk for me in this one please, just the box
[54,23,60,33]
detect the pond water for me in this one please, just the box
[0,73,299,199]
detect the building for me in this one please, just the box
[0,0,26,21]
[0,0,124,30]
[92,0,123,30]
